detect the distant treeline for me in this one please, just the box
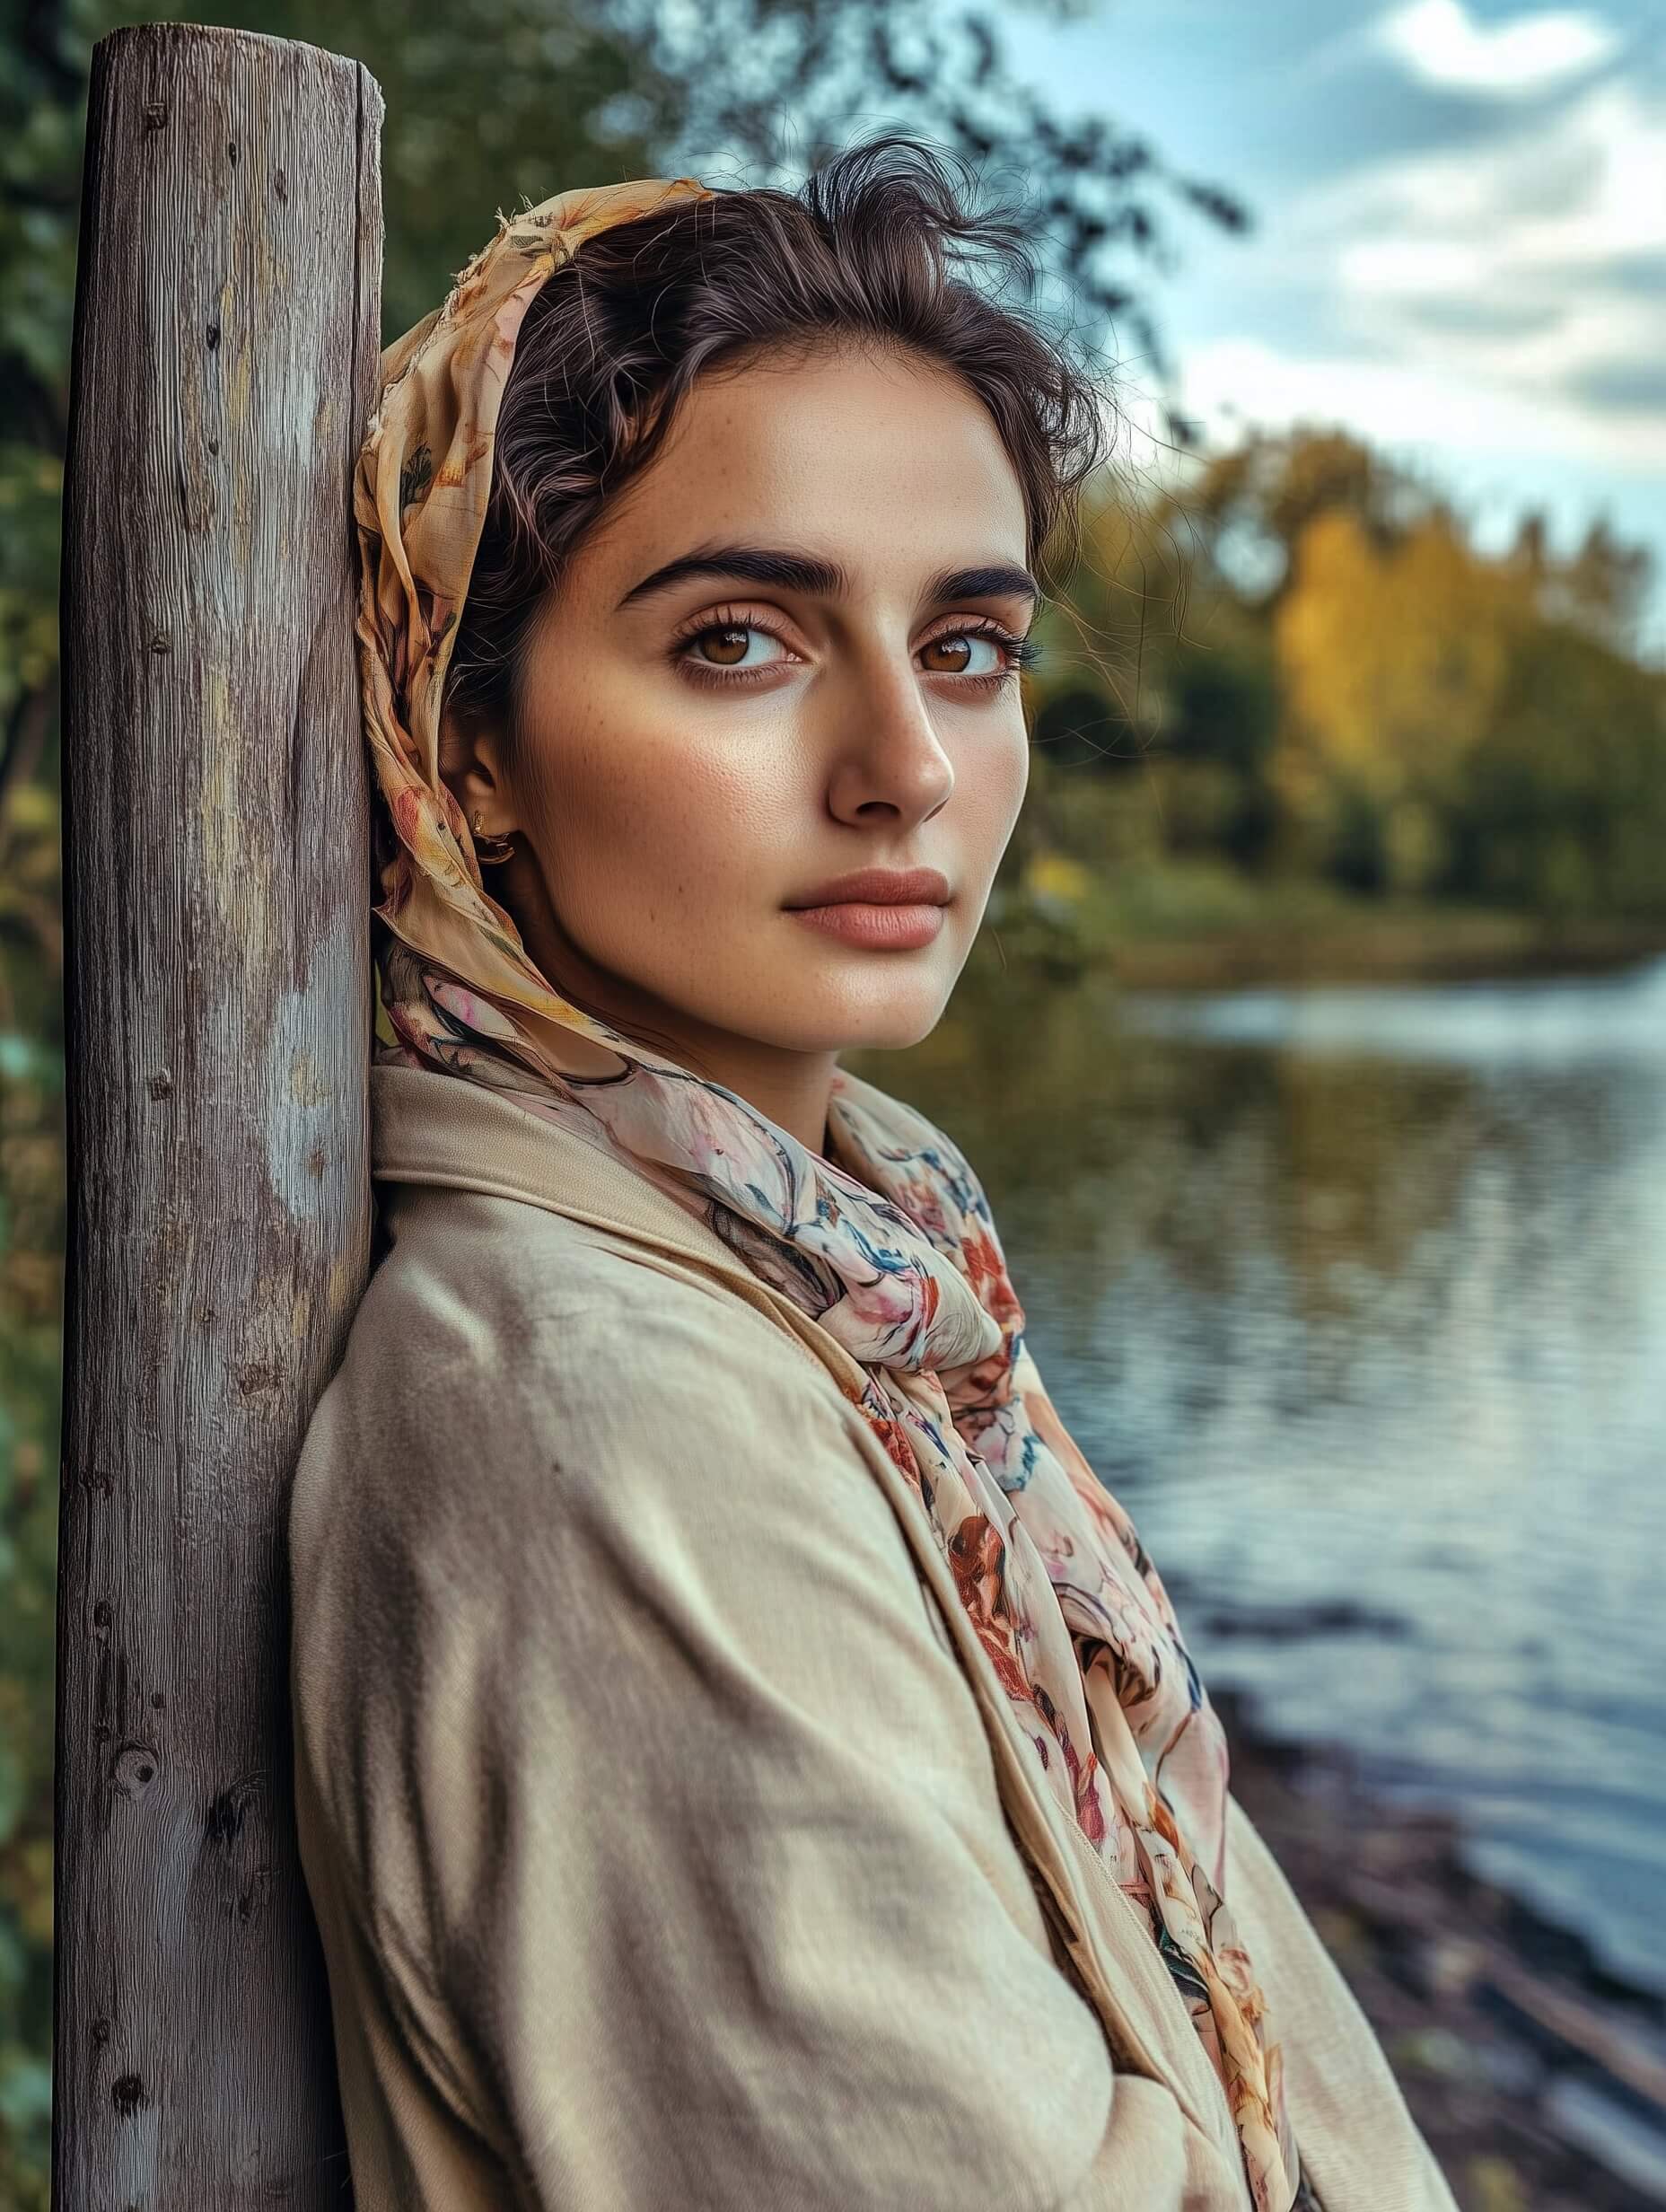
[1007,426,1666,941]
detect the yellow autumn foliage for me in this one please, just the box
[1025,850,1094,908]
[1274,507,1523,825]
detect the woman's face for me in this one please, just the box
[448,341,1034,1132]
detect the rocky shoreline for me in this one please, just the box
[1216,1685,1666,2212]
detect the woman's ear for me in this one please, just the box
[437,698,517,847]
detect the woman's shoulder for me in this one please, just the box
[371,1172,713,1315]
[354,1179,829,1410]
[289,1182,869,1610]
[285,1183,972,1910]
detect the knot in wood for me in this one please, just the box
[112,1742,161,1800]
[110,2072,148,2118]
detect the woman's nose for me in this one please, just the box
[822,655,956,825]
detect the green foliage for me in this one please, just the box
[1010,430,1666,952]
[0,1023,61,2211]
[0,11,80,2186]
[117,0,676,344]
[1451,616,1666,917]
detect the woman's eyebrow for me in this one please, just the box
[614,541,1040,612]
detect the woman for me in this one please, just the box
[288,140,1457,2211]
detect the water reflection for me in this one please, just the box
[851,952,1666,1997]
[1120,959,1666,1066]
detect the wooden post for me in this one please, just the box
[55,23,383,2206]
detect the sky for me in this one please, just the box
[990,0,1666,655]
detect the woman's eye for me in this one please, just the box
[920,632,1004,677]
[682,623,790,672]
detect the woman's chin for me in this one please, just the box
[778,972,956,1054]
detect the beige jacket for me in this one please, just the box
[288,1061,1458,2212]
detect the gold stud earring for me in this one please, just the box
[469,806,516,865]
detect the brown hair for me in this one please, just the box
[443,132,1114,766]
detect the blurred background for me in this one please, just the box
[4,3,1664,2208]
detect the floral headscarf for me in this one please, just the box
[354,176,1301,2210]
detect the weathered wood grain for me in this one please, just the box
[55,22,383,2206]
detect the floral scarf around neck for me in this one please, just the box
[354,173,1301,2212]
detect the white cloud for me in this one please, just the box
[1272,75,1666,443]
[1309,76,1665,261]
[1374,0,1621,99]
[1172,334,1666,474]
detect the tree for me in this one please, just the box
[1508,509,1654,658]
[1172,425,1434,610]
[1015,420,1666,919]
[1451,616,1666,917]
[1272,506,1520,891]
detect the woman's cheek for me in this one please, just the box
[957,725,1029,865]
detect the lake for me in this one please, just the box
[865,951,1666,2001]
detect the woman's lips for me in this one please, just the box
[787,900,947,949]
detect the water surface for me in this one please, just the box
[865,952,1666,1996]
